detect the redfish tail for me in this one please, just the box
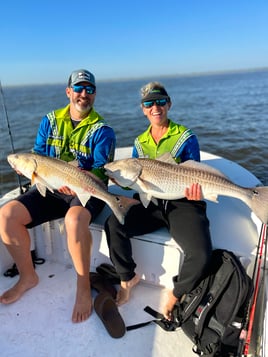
[250,186,268,224]
[109,195,140,225]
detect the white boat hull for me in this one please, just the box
[0,148,267,357]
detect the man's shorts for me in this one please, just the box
[16,187,105,228]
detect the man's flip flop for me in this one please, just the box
[96,263,121,285]
[90,272,117,299]
[94,292,126,338]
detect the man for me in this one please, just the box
[0,69,116,323]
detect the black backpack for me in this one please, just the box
[173,249,253,356]
[96,250,253,356]
[128,249,253,356]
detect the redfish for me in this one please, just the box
[8,153,138,224]
[104,155,268,224]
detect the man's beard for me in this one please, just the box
[74,101,92,114]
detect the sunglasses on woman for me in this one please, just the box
[142,98,169,108]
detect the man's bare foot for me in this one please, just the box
[72,288,93,323]
[116,274,140,306]
[0,273,39,304]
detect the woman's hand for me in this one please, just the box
[162,289,178,320]
[184,183,203,200]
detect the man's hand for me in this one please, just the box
[58,186,76,196]
[184,183,203,200]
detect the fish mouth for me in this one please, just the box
[7,157,15,167]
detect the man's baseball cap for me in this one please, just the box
[68,69,95,87]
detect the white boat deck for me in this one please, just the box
[0,148,267,357]
[0,262,196,357]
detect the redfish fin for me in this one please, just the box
[156,152,176,164]
[180,160,230,179]
[35,183,48,197]
[139,193,152,208]
[32,172,54,196]
[203,193,219,203]
[77,193,92,207]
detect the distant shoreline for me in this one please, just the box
[3,67,268,88]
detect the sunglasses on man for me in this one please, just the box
[72,85,96,94]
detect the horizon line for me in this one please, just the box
[3,66,268,88]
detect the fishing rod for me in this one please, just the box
[0,80,24,194]
[255,228,267,356]
[242,223,267,356]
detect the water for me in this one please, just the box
[0,70,267,196]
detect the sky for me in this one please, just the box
[0,0,267,86]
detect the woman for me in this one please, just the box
[104,81,212,319]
